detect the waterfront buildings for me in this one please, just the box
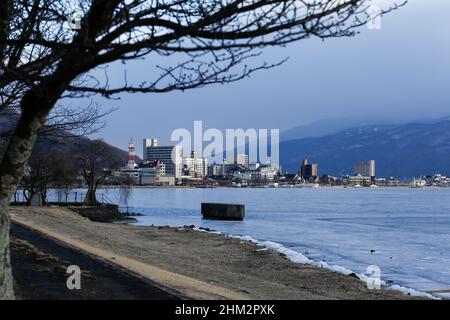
[116,137,443,188]
[211,161,279,183]
[183,151,208,178]
[119,167,140,184]
[346,174,373,187]
[117,139,447,188]
[142,138,158,160]
[300,159,318,182]
[119,138,181,185]
[259,163,280,181]
[208,164,223,177]
[138,167,158,185]
[143,142,183,179]
[418,174,450,187]
[235,154,249,168]
[354,160,376,178]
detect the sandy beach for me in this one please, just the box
[10,206,417,300]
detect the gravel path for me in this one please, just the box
[11,223,180,300]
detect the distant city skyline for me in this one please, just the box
[87,0,450,156]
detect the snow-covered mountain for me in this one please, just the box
[280,118,450,178]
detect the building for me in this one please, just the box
[354,160,376,178]
[218,161,278,182]
[139,160,165,175]
[142,138,158,161]
[346,174,373,187]
[208,164,223,177]
[235,154,249,168]
[139,167,158,185]
[144,143,183,179]
[138,161,177,186]
[258,162,279,181]
[300,159,318,181]
[158,175,176,186]
[119,167,140,184]
[183,151,208,178]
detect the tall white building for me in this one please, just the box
[183,151,208,178]
[235,154,249,168]
[144,143,183,179]
[354,160,376,178]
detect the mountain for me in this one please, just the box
[281,116,443,142]
[1,130,135,169]
[34,135,137,166]
[280,119,450,178]
[1,110,135,166]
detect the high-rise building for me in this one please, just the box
[144,143,183,179]
[183,151,208,178]
[300,159,318,181]
[354,160,376,178]
[235,154,249,168]
[142,138,158,161]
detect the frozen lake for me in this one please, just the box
[101,187,450,296]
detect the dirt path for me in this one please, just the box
[10,206,416,300]
[11,223,180,300]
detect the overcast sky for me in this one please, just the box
[89,0,450,156]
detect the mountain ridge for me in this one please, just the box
[280,118,450,178]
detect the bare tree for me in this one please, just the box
[18,148,78,205]
[75,139,122,206]
[19,151,51,205]
[0,0,403,299]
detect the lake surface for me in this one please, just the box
[100,187,450,295]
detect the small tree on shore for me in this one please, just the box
[0,0,403,299]
[75,139,122,206]
[19,151,51,205]
[18,148,78,205]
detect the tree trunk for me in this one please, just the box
[0,110,47,299]
[84,183,98,206]
[0,86,63,298]
[0,201,13,299]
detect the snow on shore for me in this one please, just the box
[195,228,436,299]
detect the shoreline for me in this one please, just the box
[10,206,424,300]
[129,214,435,299]
[193,228,435,299]
[100,185,447,189]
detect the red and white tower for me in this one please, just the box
[127,137,137,168]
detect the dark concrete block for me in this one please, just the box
[201,203,245,221]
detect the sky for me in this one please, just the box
[88,0,450,156]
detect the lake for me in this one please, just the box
[98,187,450,296]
